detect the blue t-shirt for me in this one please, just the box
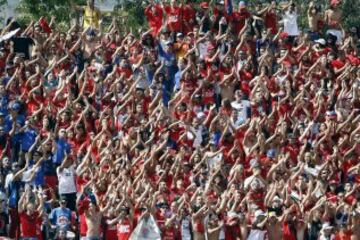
[43,155,57,176]
[53,138,71,165]
[8,179,22,208]
[4,114,25,133]
[31,162,45,187]
[0,94,9,115]
[158,43,176,67]
[20,128,37,152]
[49,207,72,230]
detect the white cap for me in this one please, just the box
[273,196,283,203]
[254,210,266,218]
[315,38,326,45]
[228,211,238,218]
[322,222,333,230]
[239,1,246,8]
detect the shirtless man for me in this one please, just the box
[307,1,320,40]
[84,201,108,240]
[324,0,343,44]
[266,212,282,240]
[206,214,224,240]
[351,214,360,240]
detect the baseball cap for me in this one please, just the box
[209,139,216,145]
[250,158,260,168]
[254,210,266,218]
[200,2,209,9]
[165,40,173,46]
[315,38,326,45]
[207,43,216,51]
[322,222,333,230]
[326,110,337,119]
[239,1,246,9]
[330,0,341,7]
[161,28,170,34]
[280,32,289,39]
[60,196,67,203]
[177,32,184,38]
[273,196,283,204]
[267,149,276,158]
[86,28,96,36]
[11,102,20,111]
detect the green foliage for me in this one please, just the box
[15,0,85,29]
[112,0,146,33]
[0,0,8,23]
[341,0,360,30]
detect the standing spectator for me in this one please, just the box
[72,0,102,29]
[57,156,77,211]
[49,196,75,233]
[18,186,44,239]
[282,1,299,43]
[325,0,343,44]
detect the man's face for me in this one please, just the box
[34,26,41,35]
[159,182,167,191]
[11,163,19,172]
[59,129,66,138]
[33,151,41,161]
[27,203,35,214]
[60,200,67,208]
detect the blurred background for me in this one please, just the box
[0,0,359,34]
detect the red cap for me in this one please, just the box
[280,32,289,39]
[200,2,209,9]
[207,44,216,51]
[329,179,338,185]
[39,17,52,34]
[330,0,341,6]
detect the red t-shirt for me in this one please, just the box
[117,218,133,240]
[144,5,164,36]
[165,6,182,32]
[231,10,251,35]
[20,211,40,238]
[182,5,196,33]
[282,221,297,240]
[264,12,277,34]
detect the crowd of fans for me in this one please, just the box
[0,0,359,239]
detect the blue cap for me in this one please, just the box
[11,102,20,111]
[267,149,276,158]
[86,28,96,36]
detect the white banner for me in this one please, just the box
[129,214,161,240]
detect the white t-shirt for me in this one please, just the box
[181,216,192,240]
[57,165,77,194]
[283,11,299,36]
[198,41,209,59]
[190,126,203,148]
[231,100,251,126]
[206,152,223,169]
